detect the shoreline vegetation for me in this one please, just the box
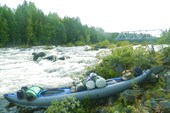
[8,44,169,113]
[1,1,170,113]
[46,44,170,113]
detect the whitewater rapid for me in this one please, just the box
[0,46,106,98]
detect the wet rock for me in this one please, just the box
[43,55,57,62]
[58,56,66,60]
[84,45,91,51]
[93,46,100,50]
[32,52,46,61]
[32,52,57,62]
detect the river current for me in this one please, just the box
[0,45,169,112]
[0,46,107,112]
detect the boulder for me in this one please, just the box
[149,98,170,112]
[151,66,167,75]
[43,55,57,62]
[93,45,100,50]
[32,52,46,61]
[58,56,66,60]
[120,89,143,104]
[84,45,91,51]
[149,98,165,109]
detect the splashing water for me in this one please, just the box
[0,46,104,97]
[0,46,109,112]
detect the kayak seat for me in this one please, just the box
[106,79,118,85]
[41,88,71,96]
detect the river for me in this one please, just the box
[0,46,108,113]
[0,45,169,113]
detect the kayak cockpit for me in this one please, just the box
[39,88,71,96]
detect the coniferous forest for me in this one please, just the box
[1,1,170,47]
[0,1,117,47]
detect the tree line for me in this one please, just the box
[0,1,116,47]
[0,1,169,47]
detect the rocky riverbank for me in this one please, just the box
[95,67,170,113]
[120,69,170,113]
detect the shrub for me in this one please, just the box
[46,96,81,113]
[96,39,111,48]
[161,47,170,60]
[116,41,130,47]
[46,96,94,113]
[44,45,54,50]
[66,42,74,47]
[94,45,165,79]
[75,41,85,46]
[103,101,124,112]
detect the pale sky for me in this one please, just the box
[0,0,170,33]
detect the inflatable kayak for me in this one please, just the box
[4,69,152,108]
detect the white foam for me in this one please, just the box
[0,46,101,96]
